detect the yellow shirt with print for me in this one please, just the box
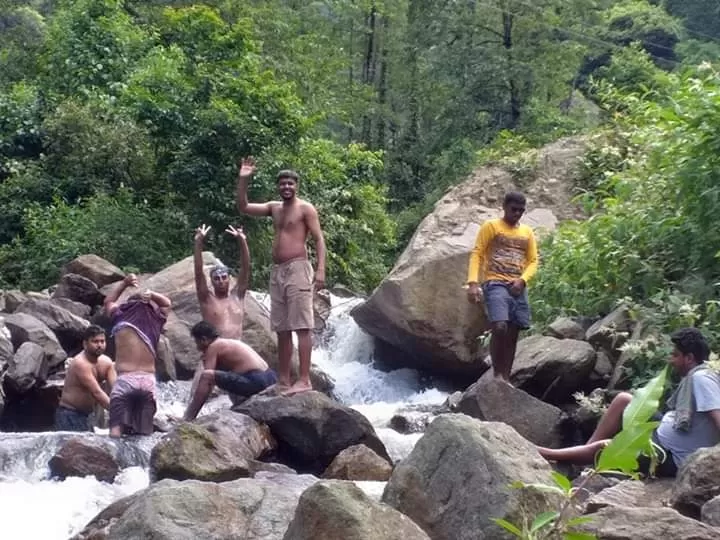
[466,218,538,284]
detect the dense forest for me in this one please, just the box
[1,1,720,341]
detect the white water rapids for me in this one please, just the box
[0,295,449,538]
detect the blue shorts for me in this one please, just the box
[482,281,531,329]
[55,405,91,432]
[215,369,278,397]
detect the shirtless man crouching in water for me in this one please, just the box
[55,325,116,431]
[183,321,277,420]
[236,157,326,395]
[104,274,172,437]
[193,223,250,339]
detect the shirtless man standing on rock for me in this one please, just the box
[193,223,250,339]
[183,321,277,420]
[237,157,326,395]
[104,274,172,437]
[55,325,116,432]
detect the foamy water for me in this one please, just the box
[0,293,448,538]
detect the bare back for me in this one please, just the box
[210,338,268,374]
[270,199,313,263]
[114,327,156,374]
[199,290,245,339]
[60,353,113,413]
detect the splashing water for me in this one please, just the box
[0,293,449,538]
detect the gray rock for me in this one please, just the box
[479,335,596,403]
[50,297,92,319]
[323,444,393,481]
[701,494,720,527]
[6,342,47,393]
[234,392,390,474]
[4,312,67,369]
[546,316,586,340]
[0,318,14,370]
[2,289,28,313]
[671,446,720,518]
[382,415,561,540]
[155,335,177,382]
[49,437,119,483]
[61,254,125,288]
[103,474,318,540]
[579,505,720,539]
[16,298,89,352]
[53,273,104,307]
[284,481,430,540]
[585,304,634,352]
[457,378,563,447]
[70,493,138,540]
[586,479,673,513]
[150,409,275,482]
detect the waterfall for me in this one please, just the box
[0,294,448,538]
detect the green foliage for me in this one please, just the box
[0,189,188,288]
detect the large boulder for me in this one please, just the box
[382,414,561,540]
[456,378,563,447]
[2,289,28,313]
[545,316,585,340]
[53,273,104,307]
[90,473,318,540]
[0,382,61,430]
[234,392,390,474]
[48,437,119,483]
[585,479,673,513]
[50,297,92,319]
[479,335,596,403]
[5,342,47,393]
[155,335,177,382]
[150,410,276,482]
[671,446,720,518]
[284,481,430,540]
[16,298,89,353]
[323,444,394,481]
[4,312,67,369]
[701,495,720,527]
[351,137,586,380]
[579,506,720,539]
[70,494,138,540]
[585,304,635,353]
[61,254,125,288]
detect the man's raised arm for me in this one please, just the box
[194,224,211,302]
[236,157,273,217]
[226,225,251,297]
[104,274,137,314]
[305,204,326,290]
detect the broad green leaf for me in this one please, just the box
[596,421,658,473]
[530,511,559,533]
[622,366,669,428]
[551,471,572,494]
[491,518,524,537]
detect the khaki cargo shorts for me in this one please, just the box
[269,259,314,332]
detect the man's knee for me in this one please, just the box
[492,321,508,335]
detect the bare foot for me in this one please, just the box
[282,380,313,396]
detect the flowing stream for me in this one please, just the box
[0,295,448,538]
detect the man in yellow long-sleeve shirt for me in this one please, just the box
[466,192,538,381]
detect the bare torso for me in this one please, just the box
[270,199,312,263]
[60,353,113,413]
[211,338,269,374]
[200,292,245,339]
[114,327,156,374]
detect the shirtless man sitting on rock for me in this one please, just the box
[55,325,116,432]
[104,274,172,437]
[193,223,250,339]
[183,321,277,420]
[237,157,326,395]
